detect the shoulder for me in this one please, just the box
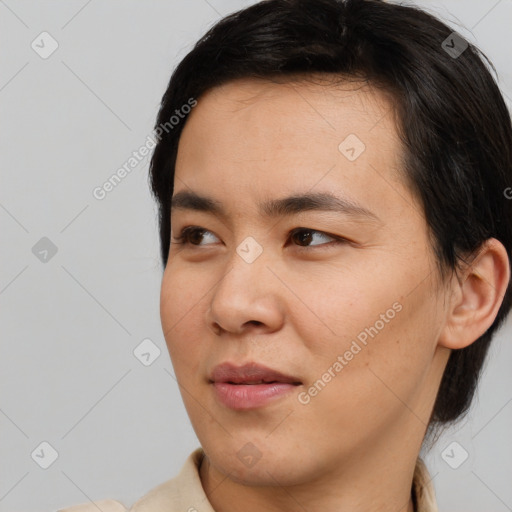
[130,448,210,511]
[57,499,128,512]
[57,448,208,512]
[413,457,438,512]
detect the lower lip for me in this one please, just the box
[212,382,298,410]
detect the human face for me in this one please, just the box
[160,76,451,487]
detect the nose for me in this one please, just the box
[206,252,285,336]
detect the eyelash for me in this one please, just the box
[171,225,349,250]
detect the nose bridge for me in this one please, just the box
[207,235,283,334]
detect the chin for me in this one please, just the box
[202,437,314,487]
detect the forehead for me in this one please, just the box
[197,73,392,111]
[177,74,398,164]
[174,74,412,224]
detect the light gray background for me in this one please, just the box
[1,1,511,511]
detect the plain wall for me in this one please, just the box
[1,1,511,511]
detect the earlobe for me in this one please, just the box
[438,238,510,350]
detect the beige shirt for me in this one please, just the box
[59,448,438,512]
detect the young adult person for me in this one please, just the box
[61,0,512,510]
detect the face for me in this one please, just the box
[160,75,451,486]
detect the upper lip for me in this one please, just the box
[209,362,302,385]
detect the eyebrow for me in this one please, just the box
[170,190,380,223]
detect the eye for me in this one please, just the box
[172,226,219,246]
[289,227,342,248]
[171,226,348,249]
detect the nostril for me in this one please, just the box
[212,323,223,335]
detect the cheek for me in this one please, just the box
[296,260,441,403]
[160,264,207,375]
[287,261,403,355]
[325,284,439,413]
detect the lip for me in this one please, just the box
[209,362,302,410]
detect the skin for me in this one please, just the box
[159,75,510,512]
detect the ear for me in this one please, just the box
[438,238,510,349]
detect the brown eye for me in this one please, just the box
[289,228,340,248]
[187,228,207,245]
[173,226,218,246]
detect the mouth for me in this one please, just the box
[209,361,302,385]
[226,379,292,385]
[209,362,302,410]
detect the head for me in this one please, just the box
[150,0,512,485]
